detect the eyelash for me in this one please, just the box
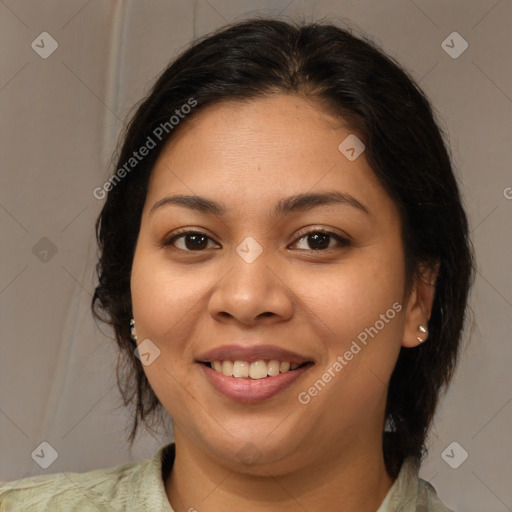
[161,227,351,253]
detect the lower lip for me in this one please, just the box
[199,363,312,403]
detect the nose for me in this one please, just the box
[207,248,294,327]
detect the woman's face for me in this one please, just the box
[131,94,418,474]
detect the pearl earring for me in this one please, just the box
[417,324,427,343]
[130,319,137,343]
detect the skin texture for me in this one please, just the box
[130,94,437,511]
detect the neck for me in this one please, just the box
[165,429,394,512]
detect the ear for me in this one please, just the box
[401,262,440,348]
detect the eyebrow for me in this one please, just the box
[149,191,369,218]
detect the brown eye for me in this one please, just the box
[162,228,350,253]
[291,229,351,251]
[163,231,219,251]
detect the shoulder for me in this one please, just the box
[417,477,455,512]
[380,457,455,512]
[0,460,141,511]
[0,444,174,512]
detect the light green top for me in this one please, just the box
[0,443,453,511]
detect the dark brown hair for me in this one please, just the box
[92,17,474,478]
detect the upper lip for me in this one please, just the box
[196,344,314,364]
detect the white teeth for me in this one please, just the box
[267,359,280,376]
[280,361,291,373]
[233,360,249,378]
[210,359,304,378]
[249,360,268,379]
[221,360,233,377]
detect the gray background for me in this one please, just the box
[1,1,511,510]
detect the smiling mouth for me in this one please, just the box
[201,360,313,379]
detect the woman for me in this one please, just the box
[0,18,473,511]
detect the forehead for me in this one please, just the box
[144,95,396,221]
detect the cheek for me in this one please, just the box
[295,265,404,434]
[299,248,406,415]
[327,253,405,385]
[130,248,206,416]
[302,250,406,347]
[130,247,201,354]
